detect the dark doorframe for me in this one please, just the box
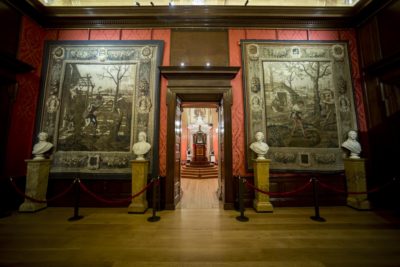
[160,66,240,210]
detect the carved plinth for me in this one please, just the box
[253,159,273,212]
[19,159,51,212]
[128,160,149,213]
[344,158,371,210]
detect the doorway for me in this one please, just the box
[178,104,220,209]
[161,66,239,210]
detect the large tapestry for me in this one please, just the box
[242,41,358,171]
[36,41,163,176]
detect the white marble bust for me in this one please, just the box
[132,131,151,160]
[250,131,269,160]
[341,130,362,159]
[32,132,53,160]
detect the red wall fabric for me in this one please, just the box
[277,29,308,40]
[11,21,366,178]
[90,29,121,40]
[153,29,171,176]
[7,16,46,176]
[58,29,89,40]
[339,30,367,132]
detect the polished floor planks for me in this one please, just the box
[178,178,219,209]
[0,207,400,267]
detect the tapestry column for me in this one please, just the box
[253,159,273,212]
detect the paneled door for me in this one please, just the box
[173,97,182,206]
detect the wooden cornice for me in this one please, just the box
[160,66,240,80]
[5,0,396,29]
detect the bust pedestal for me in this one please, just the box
[253,159,273,212]
[344,158,371,210]
[128,160,149,213]
[19,159,51,212]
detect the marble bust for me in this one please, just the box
[250,131,269,160]
[341,130,362,159]
[32,132,53,160]
[132,131,151,160]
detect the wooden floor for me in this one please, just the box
[1,206,400,267]
[178,178,219,209]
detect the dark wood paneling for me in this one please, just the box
[377,0,400,59]
[357,17,382,67]
[239,173,346,208]
[171,30,229,67]
[357,0,400,209]
[47,179,132,207]
[0,1,21,57]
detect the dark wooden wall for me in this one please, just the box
[357,0,400,208]
[170,29,229,67]
[0,0,24,217]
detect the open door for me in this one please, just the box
[173,97,182,206]
[217,100,224,201]
[166,91,183,209]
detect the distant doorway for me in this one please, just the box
[178,104,220,209]
[161,66,239,210]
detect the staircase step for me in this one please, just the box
[181,165,218,179]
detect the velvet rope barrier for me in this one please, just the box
[78,178,155,205]
[9,177,76,203]
[245,179,312,196]
[317,177,397,195]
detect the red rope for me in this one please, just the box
[9,177,75,203]
[79,179,155,205]
[245,180,312,196]
[318,178,395,195]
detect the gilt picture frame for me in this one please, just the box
[36,40,164,177]
[242,41,358,171]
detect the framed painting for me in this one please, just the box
[242,41,358,171]
[36,40,164,177]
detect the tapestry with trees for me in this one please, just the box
[36,41,163,176]
[242,41,357,171]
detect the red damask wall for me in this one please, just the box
[8,19,366,178]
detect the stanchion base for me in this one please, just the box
[236,216,249,222]
[68,215,84,221]
[147,216,161,222]
[310,216,326,222]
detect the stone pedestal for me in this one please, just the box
[344,158,371,210]
[19,159,51,212]
[253,159,273,212]
[128,160,149,213]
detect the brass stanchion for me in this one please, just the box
[236,176,249,222]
